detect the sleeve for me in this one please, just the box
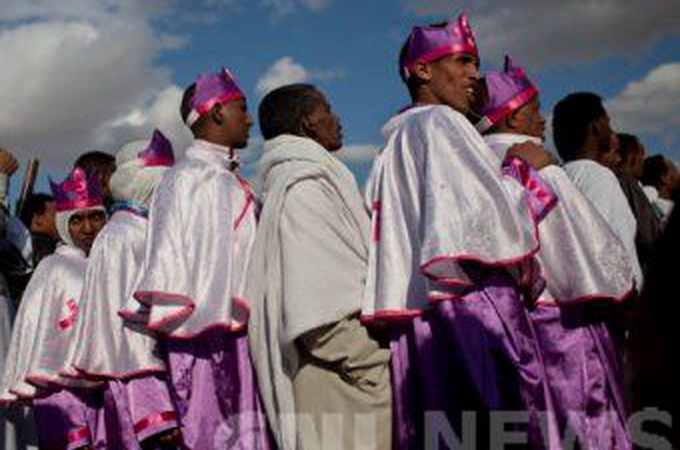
[278,179,366,343]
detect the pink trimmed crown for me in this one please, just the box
[139,129,175,167]
[50,167,104,212]
[402,12,478,78]
[189,68,244,119]
[477,56,539,132]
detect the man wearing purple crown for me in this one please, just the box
[132,69,271,449]
[362,13,558,448]
[62,130,182,449]
[0,168,107,449]
[477,57,635,448]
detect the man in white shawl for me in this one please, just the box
[63,130,182,449]
[248,84,391,450]
[131,69,271,450]
[0,167,107,449]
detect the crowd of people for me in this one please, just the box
[0,12,677,450]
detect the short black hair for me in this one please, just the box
[641,155,670,188]
[19,193,54,228]
[552,92,607,162]
[258,84,323,140]
[617,133,642,164]
[73,151,115,173]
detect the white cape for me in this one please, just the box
[484,133,634,304]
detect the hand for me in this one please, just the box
[507,141,554,170]
[0,148,19,176]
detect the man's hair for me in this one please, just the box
[73,151,115,173]
[641,155,670,188]
[617,133,642,165]
[19,193,54,228]
[258,84,323,140]
[552,92,607,162]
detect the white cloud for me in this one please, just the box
[399,0,680,67]
[0,0,190,169]
[606,62,680,151]
[337,144,379,163]
[256,57,310,96]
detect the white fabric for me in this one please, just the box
[65,211,167,378]
[563,159,643,287]
[484,133,634,304]
[362,105,542,319]
[132,140,256,337]
[642,185,674,221]
[0,245,98,403]
[109,139,169,208]
[247,135,370,449]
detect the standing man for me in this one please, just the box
[248,84,391,450]
[553,93,643,287]
[0,167,107,449]
[362,14,557,448]
[478,57,635,448]
[132,69,270,449]
[19,194,59,266]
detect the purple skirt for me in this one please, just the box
[389,270,553,449]
[162,328,272,450]
[531,304,632,449]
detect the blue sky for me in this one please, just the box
[1,0,678,199]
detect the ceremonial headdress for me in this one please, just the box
[185,68,245,127]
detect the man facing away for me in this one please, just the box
[247,84,391,450]
[132,69,271,450]
[477,57,635,449]
[0,167,107,449]
[63,130,181,449]
[361,13,559,449]
[553,92,644,288]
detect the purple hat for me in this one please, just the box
[138,129,175,167]
[50,167,104,212]
[186,68,245,127]
[476,56,539,132]
[402,13,478,79]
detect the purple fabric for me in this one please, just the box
[389,269,554,449]
[480,56,538,128]
[50,167,104,213]
[103,375,178,448]
[33,387,103,449]
[163,328,273,450]
[139,129,175,167]
[531,305,632,449]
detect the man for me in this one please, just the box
[553,93,643,287]
[362,14,557,448]
[478,57,635,448]
[19,194,59,265]
[64,130,181,449]
[641,154,677,221]
[248,84,391,450]
[132,69,270,449]
[0,167,107,449]
[74,151,116,210]
[614,133,661,270]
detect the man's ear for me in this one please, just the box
[506,109,522,131]
[210,103,224,125]
[299,114,315,138]
[412,61,433,82]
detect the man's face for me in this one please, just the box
[600,131,621,168]
[305,92,343,152]
[220,98,253,149]
[98,162,116,201]
[424,53,479,114]
[595,113,614,156]
[629,141,646,179]
[31,200,58,239]
[68,209,106,255]
[662,157,679,194]
[511,96,546,139]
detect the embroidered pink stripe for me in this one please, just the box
[66,426,91,445]
[404,43,477,74]
[58,299,79,330]
[484,86,539,129]
[371,200,381,242]
[501,154,558,223]
[134,411,177,434]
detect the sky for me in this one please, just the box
[1,0,679,200]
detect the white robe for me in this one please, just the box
[484,134,634,303]
[132,140,256,338]
[65,210,167,378]
[563,159,643,287]
[0,245,97,403]
[362,105,545,319]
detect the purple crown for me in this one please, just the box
[402,13,478,79]
[186,68,245,126]
[477,56,539,132]
[138,129,175,167]
[50,167,104,212]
